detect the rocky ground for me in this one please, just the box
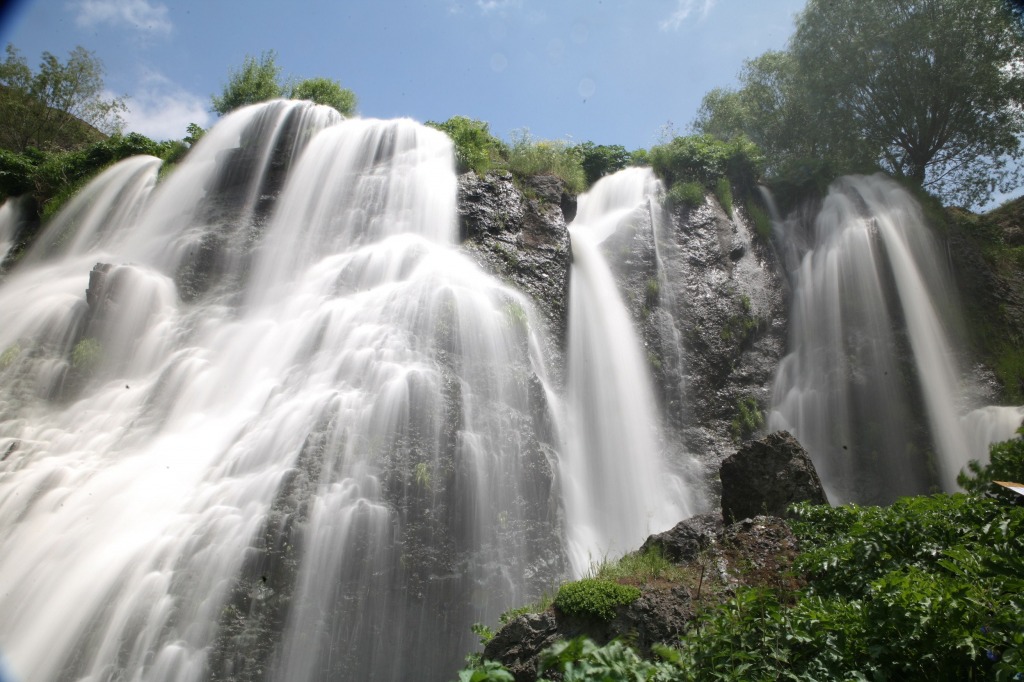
[481,431,826,682]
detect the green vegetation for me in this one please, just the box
[212,51,357,116]
[694,0,1024,208]
[589,546,682,585]
[288,77,357,116]
[459,436,1024,680]
[570,142,631,186]
[730,396,764,443]
[650,134,763,212]
[426,116,507,175]
[714,177,733,217]
[505,130,586,194]
[0,44,125,153]
[0,344,20,369]
[211,51,283,115]
[746,200,772,240]
[0,132,188,221]
[71,337,101,371]
[650,133,763,192]
[553,578,641,621]
[959,429,1024,499]
[667,180,705,208]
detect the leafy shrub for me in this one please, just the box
[729,397,763,443]
[426,116,506,175]
[0,149,37,198]
[667,180,705,208]
[959,430,1024,497]
[288,77,357,116]
[571,142,630,186]
[505,130,586,193]
[649,133,763,193]
[553,579,640,621]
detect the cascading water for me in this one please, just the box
[0,101,576,682]
[0,197,27,266]
[769,174,1001,503]
[563,167,693,574]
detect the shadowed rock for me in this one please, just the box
[720,430,828,523]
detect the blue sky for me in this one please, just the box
[0,0,806,150]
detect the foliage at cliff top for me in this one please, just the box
[211,50,357,117]
[694,0,1024,208]
[0,44,126,153]
[457,436,1024,681]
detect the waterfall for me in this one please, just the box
[563,167,692,574]
[0,101,571,682]
[770,174,981,503]
[0,197,27,267]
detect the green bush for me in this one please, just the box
[959,430,1024,497]
[426,116,507,175]
[650,133,763,193]
[0,149,37,198]
[553,579,640,621]
[571,142,630,186]
[667,180,705,208]
[288,77,356,116]
[505,130,586,193]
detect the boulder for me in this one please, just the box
[638,513,721,563]
[719,430,828,523]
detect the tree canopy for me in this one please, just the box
[0,44,126,153]
[694,0,1024,207]
[212,51,357,117]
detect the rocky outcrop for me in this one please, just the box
[482,433,825,680]
[664,196,789,476]
[482,514,801,682]
[457,172,574,376]
[720,430,828,523]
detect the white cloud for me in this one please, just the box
[121,72,211,141]
[659,0,717,31]
[73,0,172,34]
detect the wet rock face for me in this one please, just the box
[457,172,574,376]
[720,430,828,523]
[658,196,789,476]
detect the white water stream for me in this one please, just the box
[563,167,692,573]
[0,102,696,682]
[770,175,1018,502]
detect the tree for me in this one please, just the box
[0,44,125,152]
[694,0,1024,207]
[211,51,283,115]
[288,77,356,116]
[571,142,631,186]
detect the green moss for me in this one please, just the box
[553,578,641,621]
[0,343,21,370]
[71,337,101,371]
